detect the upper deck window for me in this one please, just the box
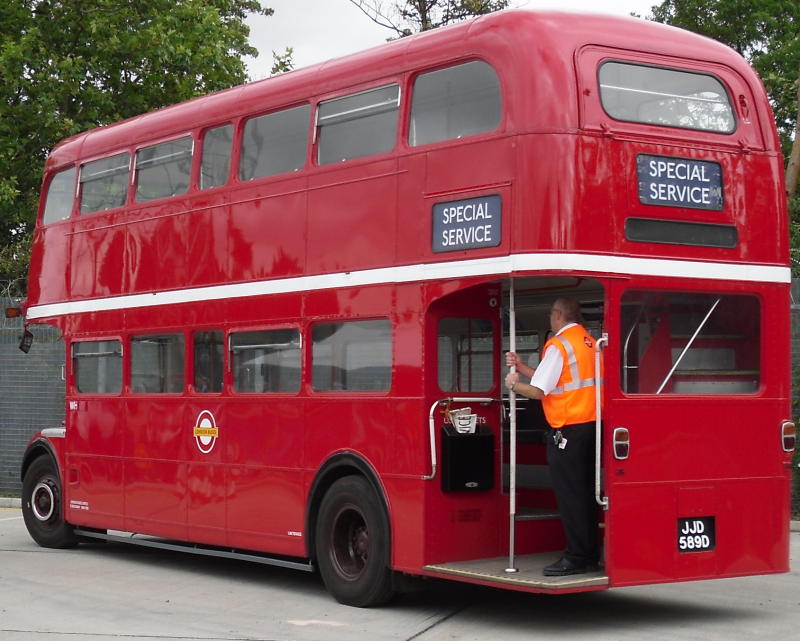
[317,84,399,165]
[135,137,193,202]
[240,104,310,180]
[200,125,233,190]
[42,167,76,224]
[599,62,735,134]
[409,61,501,146]
[79,153,130,214]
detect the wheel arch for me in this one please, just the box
[305,451,391,561]
[20,438,61,484]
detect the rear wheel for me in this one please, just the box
[315,475,394,607]
[22,456,77,548]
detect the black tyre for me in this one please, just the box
[21,456,78,549]
[315,475,394,607]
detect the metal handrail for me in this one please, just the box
[424,397,500,481]
[595,334,609,509]
[622,303,646,393]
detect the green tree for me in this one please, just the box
[648,0,800,273]
[348,0,509,38]
[0,0,273,292]
[271,47,295,75]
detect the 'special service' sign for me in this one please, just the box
[432,195,501,253]
[637,154,723,211]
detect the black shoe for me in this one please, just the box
[543,557,598,577]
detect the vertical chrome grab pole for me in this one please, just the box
[505,280,519,573]
[595,334,609,510]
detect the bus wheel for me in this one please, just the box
[22,456,77,549]
[315,475,394,607]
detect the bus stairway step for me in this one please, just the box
[515,507,561,521]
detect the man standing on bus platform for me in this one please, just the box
[505,297,600,576]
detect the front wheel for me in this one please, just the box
[22,456,77,548]
[315,475,394,607]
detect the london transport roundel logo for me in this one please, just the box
[193,410,219,454]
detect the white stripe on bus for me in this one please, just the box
[26,252,790,320]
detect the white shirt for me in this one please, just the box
[529,323,577,395]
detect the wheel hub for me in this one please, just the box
[31,481,55,522]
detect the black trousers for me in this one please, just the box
[547,421,599,565]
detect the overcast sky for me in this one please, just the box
[245,0,659,80]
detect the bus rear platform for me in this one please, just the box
[423,552,609,594]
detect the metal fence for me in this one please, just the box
[0,298,65,495]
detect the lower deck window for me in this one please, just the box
[312,320,391,391]
[131,334,185,393]
[194,331,224,393]
[621,291,759,394]
[231,329,301,393]
[73,340,122,394]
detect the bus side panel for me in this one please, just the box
[228,179,306,282]
[306,159,399,275]
[514,135,617,255]
[69,223,126,300]
[185,401,227,545]
[225,399,306,557]
[413,138,514,266]
[185,196,230,288]
[65,398,125,530]
[123,398,188,540]
[125,213,189,294]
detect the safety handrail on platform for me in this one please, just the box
[424,397,503,481]
[595,334,609,510]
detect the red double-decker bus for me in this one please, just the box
[16,9,795,606]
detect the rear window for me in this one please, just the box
[621,291,759,394]
[599,62,735,134]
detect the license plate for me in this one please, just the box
[677,517,715,553]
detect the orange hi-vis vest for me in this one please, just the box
[541,324,600,428]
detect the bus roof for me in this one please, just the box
[45,9,769,171]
